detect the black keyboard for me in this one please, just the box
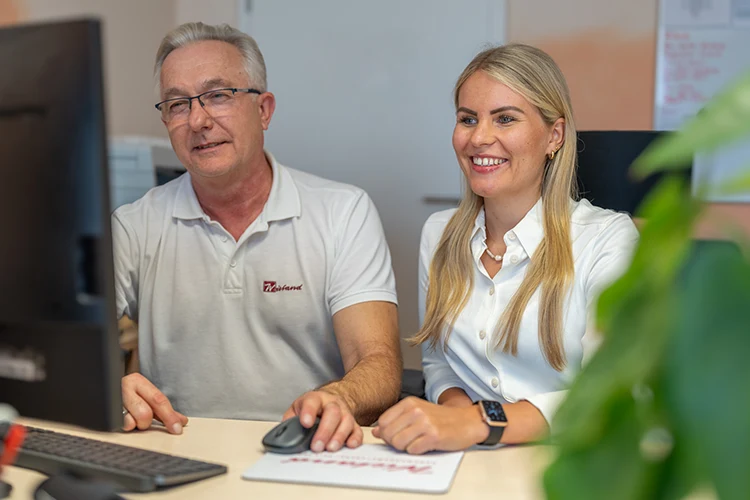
[15,426,228,492]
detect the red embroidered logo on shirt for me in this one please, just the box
[263,281,303,293]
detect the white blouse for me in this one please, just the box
[419,198,639,424]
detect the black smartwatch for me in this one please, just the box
[475,400,508,446]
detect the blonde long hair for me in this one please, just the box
[411,44,578,371]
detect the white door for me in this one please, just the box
[241,0,506,368]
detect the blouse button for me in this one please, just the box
[489,288,495,296]
[508,233,517,240]
[510,255,519,264]
[479,330,486,340]
[491,377,499,388]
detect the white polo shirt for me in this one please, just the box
[420,199,639,425]
[112,152,397,421]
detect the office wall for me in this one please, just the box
[508,0,657,130]
[508,0,750,238]
[175,0,236,26]
[171,0,659,128]
[16,0,176,138]
[0,0,21,25]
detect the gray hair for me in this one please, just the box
[154,22,267,94]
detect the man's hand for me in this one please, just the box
[282,390,363,452]
[372,397,488,454]
[121,373,188,435]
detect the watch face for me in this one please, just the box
[482,401,508,423]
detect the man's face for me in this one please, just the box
[158,40,275,180]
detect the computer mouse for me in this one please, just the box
[262,416,320,454]
[33,474,124,500]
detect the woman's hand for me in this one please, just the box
[372,397,489,454]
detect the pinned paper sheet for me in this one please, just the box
[243,444,464,494]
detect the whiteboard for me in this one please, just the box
[654,0,750,202]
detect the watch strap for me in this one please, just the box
[478,423,505,446]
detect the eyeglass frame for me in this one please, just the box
[154,87,262,120]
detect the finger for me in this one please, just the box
[376,398,411,428]
[131,378,183,435]
[405,434,438,455]
[379,408,421,446]
[298,394,323,428]
[122,378,155,431]
[311,402,342,452]
[177,411,189,426]
[281,406,296,421]
[346,424,364,448]
[327,413,356,452]
[122,411,137,432]
[390,422,428,452]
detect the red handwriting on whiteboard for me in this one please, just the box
[693,66,720,79]
[666,32,689,41]
[665,84,707,105]
[280,456,434,474]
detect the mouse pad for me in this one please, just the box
[242,444,464,494]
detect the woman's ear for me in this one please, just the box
[548,117,565,155]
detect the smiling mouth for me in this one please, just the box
[471,156,508,167]
[193,141,227,151]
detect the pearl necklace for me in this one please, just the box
[484,242,503,262]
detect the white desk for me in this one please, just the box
[4,417,552,499]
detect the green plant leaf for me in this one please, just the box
[553,292,673,449]
[664,243,750,500]
[632,71,750,178]
[545,68,750,498]
[649,440,705,500]
[553,176,699,452]
[648,371,707,500]
[547,175,708,500]
[545,397,659,500]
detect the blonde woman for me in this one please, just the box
[373,45,639,454]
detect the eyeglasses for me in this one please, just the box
[155,87,262,123]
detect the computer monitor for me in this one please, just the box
[576,130,693,215]
[0,19,122,431]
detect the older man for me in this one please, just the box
[115,22,401,453]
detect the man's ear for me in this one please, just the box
[257,92,276,131]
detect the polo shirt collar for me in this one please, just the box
[263,151,301,222]
[172,150,301,222]
[172,174,204,220]
[471,197,545,260]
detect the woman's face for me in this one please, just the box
[452,70,563,203]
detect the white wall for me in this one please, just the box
[175,0,237,26]
[21,0,176,138]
